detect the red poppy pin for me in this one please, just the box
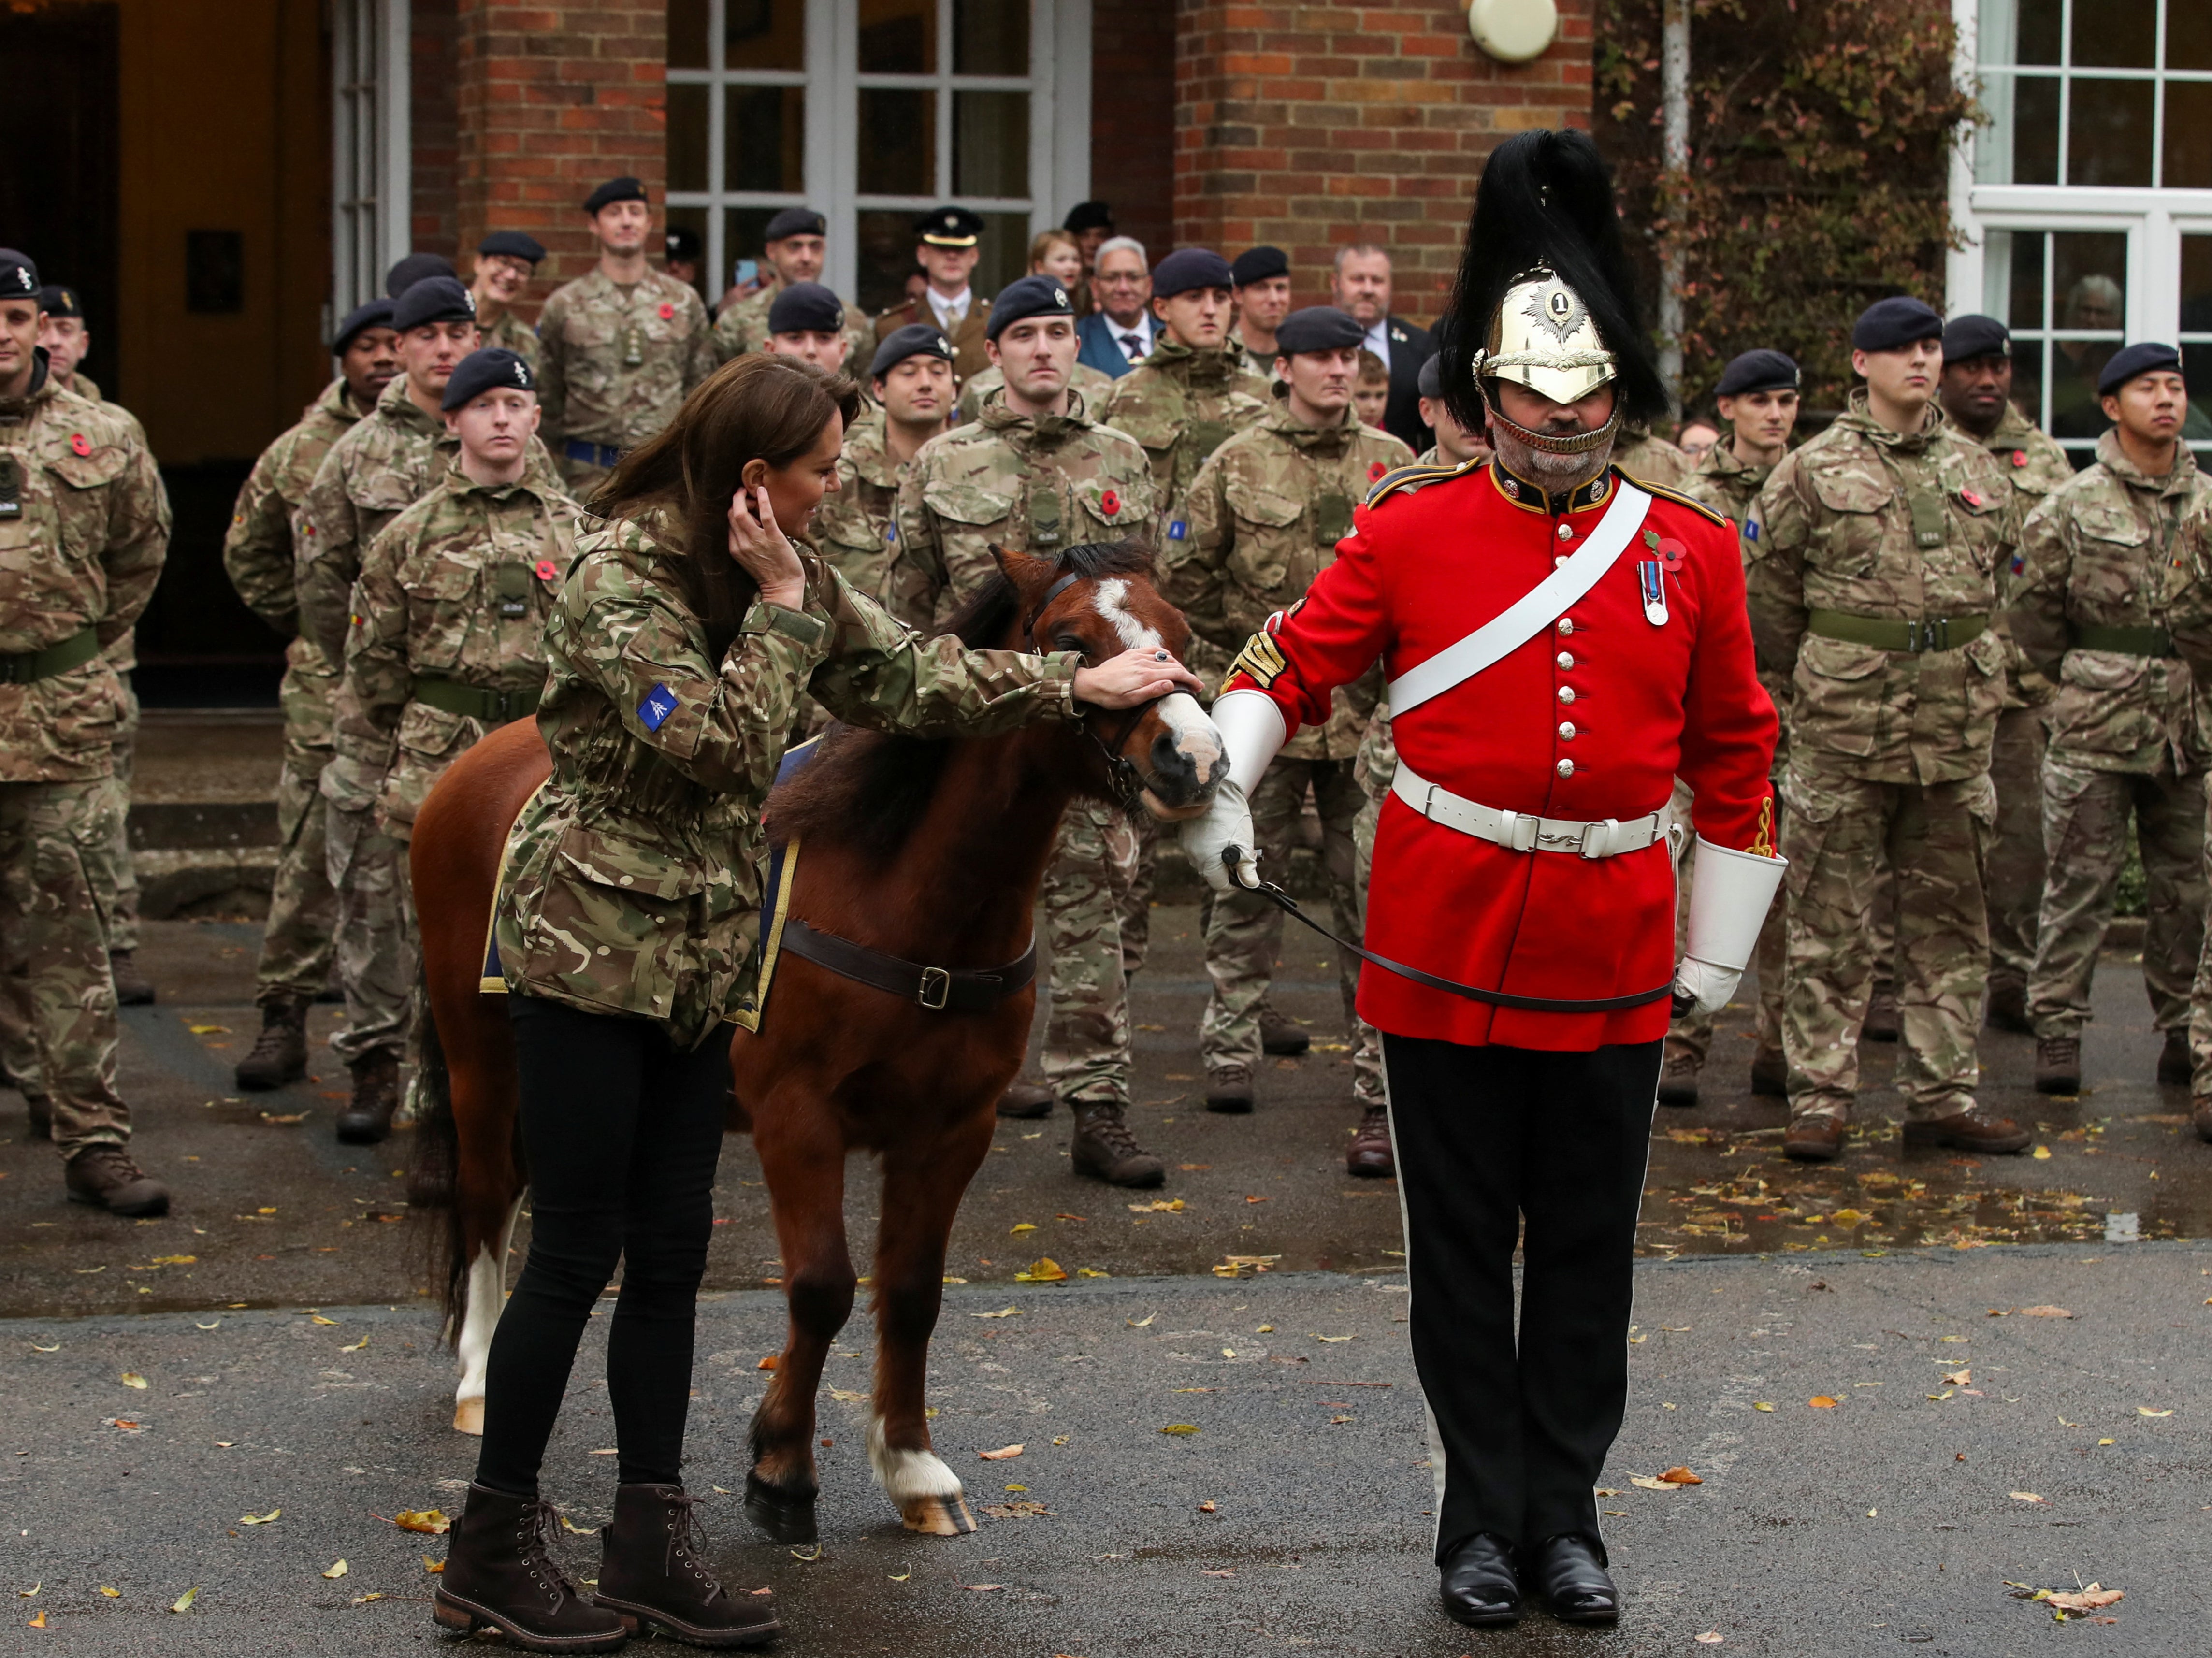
[2012,450,2028,467]
[1368,461,1387,482]
[1099,489,1121,517]
[1961,487,1984,508]
[535,558,559,581]
[658,302,675,321]
[1656,537,1687,572]
[70,433,90,457]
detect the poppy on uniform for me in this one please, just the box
[535,559,559,581]
[70,433,90,457]
[658,303,675,320]
[1100,490,1120,517]
[1369,461,1387,481]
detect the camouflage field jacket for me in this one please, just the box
[226,377,362,699]
[810,405,906,601]
[537,267,716,455]
[1095,337,1272,541]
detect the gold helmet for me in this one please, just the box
[1471,267,1617,406]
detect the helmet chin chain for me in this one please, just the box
[1479,383,1622,455]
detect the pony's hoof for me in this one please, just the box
[452,1396,485,1436]
[900,1494,977,1537]
[744,1471,818,1545]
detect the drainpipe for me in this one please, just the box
[1658,0,1690,414]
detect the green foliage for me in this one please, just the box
[1596,0,1979,414]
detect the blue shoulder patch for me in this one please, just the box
[1743,519,1760,541]
[1168,520,1188,541]
[637,683,680,732]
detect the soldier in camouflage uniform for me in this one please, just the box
[1614,423,1693,490]
[2172,453,2212,1140]
[957,360,1115,425]
[1162,306,1410,1171]
[756,282,859,376]
[538,176,716,497]
[811,325,954,602]
[328,348,581,1142]
[2003,344,2209,1096]
[0,253,172,1215]
[469,231,547,373]
[887,275,1167,1181]
[1938,315,2078,1034]
[220,298,402,1090]
[1746,297,2031,1162]
[711,208,874,367]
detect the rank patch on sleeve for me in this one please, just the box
[637,684,680,732]
[1227,631,1287,689]
[1168,520,1187,541]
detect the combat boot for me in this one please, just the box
[1205,1061,1254,1114]
[996,1081,1055,1119]
[2156,1028,2191,1087]
[2034,1037,2081,1095]
[1903,1107,2031,1154]
[1346,1104,1394,1177]
[1862,987,1900,1042]
[1258,1004,1310,1057]
[1656,1051,1699,1107]
[236,993,312,1091]
[65,1145,170,1216]
[593,1484,780,1648]
[433,1483,626,1652]
[1783,1112,1846,1163]
[1069,1101,1164,1187]
[2194,1097,2212,1145]
[336,1049,401,1144]
[1984,975,2032,1035]
[108,949,156,1006]
[1748,1048,1787,1097]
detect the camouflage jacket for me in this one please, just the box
[2003,431,2211,777]
[330,464,584,832]
[225,376,362,657]
[1096,336,1273,542]
[0,368,169,783]
[711,277,874,367]
[810,405,911,602]
[479,308,542,374]
[537,267,716,455]
[294,373,557,663]
[1968,402,2076,710]
[1615,426,1694,492]
[1746,392,2019,785]
[493,515,1082,1043]
[1683,438,1786,774]
[1162,399,1411,759]
[956,361,1116,426]
[886,389,1155,632]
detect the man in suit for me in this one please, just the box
[872,206,993,385]
[1075,238,1155,380]
[1332,243,1437,454]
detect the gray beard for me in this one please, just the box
[1489,424,1615,492]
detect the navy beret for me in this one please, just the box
[871,323,957,379]
[1062,201,1114,234]
[1274,306,1366,356]
[583,176,648,214]
[478,231,547,265]
[331,298,396,353]
[767,281,844,336]
[441,347,536,411]
[0,255,36,303]
[1151,248,1234,300]
[2098,341,2184,397]
[392,276,478,333]
[1231,245,1290,287]
[385,253,456,297]
[1852,295,1945,353]
[664,227,701,262]
[37,285,82,321]
[986,275,1075,340]
[1715,349,1801,398]
[1941,314,2009,363]
[764,208,826,242]
[917,205,985,247]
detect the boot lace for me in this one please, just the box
[658,1491,727,1604]
[1081,1106,1146,1162]
[517,1499,582,1611]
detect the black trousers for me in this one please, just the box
[1382,1033,1661,1562]
[474,994,732,1496]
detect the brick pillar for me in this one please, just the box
[1172,0,1594,328]
[453,0,667,298]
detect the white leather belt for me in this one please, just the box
[1391,762,1671,861]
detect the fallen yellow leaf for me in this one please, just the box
[1014,1257,1068,1283]
[2098,1438,2115,1446]
[120,1371,148,1389]
[2046,1585,2122,1612]
[194,1320,220,1331]
[1160,1424,1200,1436]
[1009,1223,1037,1235]
[341,1337,369,1354]
[1943,1367,1971,1387]
[978,1444,1024,1461]
[306,1314,337,1326]
[1808,1396,1839,1409]
[2010,1491,2046,1504]
[1753,1402,1775,1413]
[2138,1407,2173,1418]
[1658,1466,1702,1485]
[422,1557,444,1574]
[150,1255,196,1267]
[1696,1636,1724,1646]
[2020,1306,2074,1318]
[972,1307,1022,1319]
[1076,1267,1111,1278]
[240,1509,280,1525]
[321,1560,347,1579]
[28,1611,45,1628]
[16,1585,36,1598]
[1313,1333,1353,1343]
[1629,1475,1676,1491]
[170,1587,200,1614]
[99,1587,119,1598]
[188,1024,229,1036]
[393,1509,450,1535]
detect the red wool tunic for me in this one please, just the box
[1223,459,1778,1051]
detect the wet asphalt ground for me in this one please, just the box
[3,909,2212,1652]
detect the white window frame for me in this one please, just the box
[329,0,412,331]
[666,0,1090,301]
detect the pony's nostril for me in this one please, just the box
[1150,732,1200,789]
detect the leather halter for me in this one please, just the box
[1025,565,1159,809]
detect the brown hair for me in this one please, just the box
[592,354,860,657]
[1355,348,1389,387]
[1028,228,1080,269]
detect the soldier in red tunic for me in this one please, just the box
[1182,131,1783,1629]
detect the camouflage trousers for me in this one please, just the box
[256,655,340,1003]
[1664,782,1786,1069]
[2183,772,2212,1096]
[1204,758,1382,1105]
[324,801,416,1064]
[100,680,141,952]
[1778,763,1995,1123]
[1040,798,1139,1106]
[1984,703,2049,990]
[2029,755,2204,1040]
[0,779,130,1154]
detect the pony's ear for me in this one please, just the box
[990,543,1060,601]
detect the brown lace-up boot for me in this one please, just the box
[65,1145,170,1216]
[1258,1004,1310,1056]
[236,993,311,1091]
[336,1049,400,1143]
[433,1483,627,1652]
[1070,1101,1165,1187]
[594,1484,781,1648]
[1346,1104,1394,1177]
[109,949,156,1006]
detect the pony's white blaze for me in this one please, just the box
[452,1195,524,1435]
[868,1416,964,1500]
[1092,578,1227,782]
[1091,577,1159,651]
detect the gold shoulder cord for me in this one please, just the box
[1749,795,1777,859]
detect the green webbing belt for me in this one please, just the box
[0,626,100,686]
[2073,624,2173,657]
[411,678,535,723]
[1806,609,1990,654]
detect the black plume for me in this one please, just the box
[1439,130,1668,434]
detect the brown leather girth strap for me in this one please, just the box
[778,917,1038,1012]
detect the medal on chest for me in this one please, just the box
[1636,558,1668,626]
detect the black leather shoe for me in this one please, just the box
[1438,1532,1521,1628]
[1528,1532,1618,1625]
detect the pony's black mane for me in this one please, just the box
[767,541,1157,862]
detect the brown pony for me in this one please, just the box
[410,542,1225,1543]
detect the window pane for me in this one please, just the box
[664,204,708,305]
[2066,77,2154,186]
[860,0,936,74]
[972,210,1030,301]
[726,85,804,192]
[2011,336,2048,428]
[724,207,783,294]
[725,0,804,71]
[953,91,1028,197]
[2048,233,2127,442]
[2172,1,2212,71]
[2013,0,2061,65]
[2010,75,2060,184]
[2166,81,2212,188]
[2184,236,2212,335]
[954,0,1029,76]
[666,0,708,70]
[859,89,935,194]
[666,81,708,193]
[1995,229,2046,332]
[2070,3,2153,68]
[856,209,925,314]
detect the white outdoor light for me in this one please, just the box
[1468,0,1560,64]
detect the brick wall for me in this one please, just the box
[411,0,460,257]
[451,0,666,306]
[1090,0,1176,262]
[1172,0,1593,328]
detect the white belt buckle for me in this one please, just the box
[1500,808,1538,852]
[1579,817,1619,860]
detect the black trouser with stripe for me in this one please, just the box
[1382,1034,1661,1562]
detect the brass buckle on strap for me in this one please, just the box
[916,966,952,1011]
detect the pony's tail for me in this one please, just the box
[406,980,468,1343]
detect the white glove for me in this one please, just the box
[1180,778,1263,894]
[1673,835,1788,1017]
